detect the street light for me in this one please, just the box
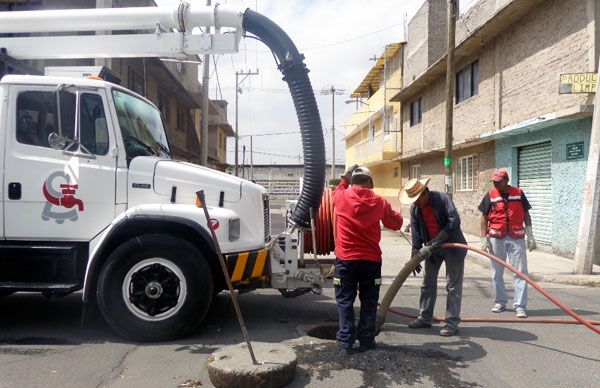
[345,98,369,108]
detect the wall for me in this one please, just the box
[495,118,591,256]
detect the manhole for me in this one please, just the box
[306,324,338,340]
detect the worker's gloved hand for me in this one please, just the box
[429,230,449,248]
[525,226,537,251]
[412,263,422,276]
[411,249,422,276]
[342,164,359,180]
[481,236,492,252]
[417,245,434,261]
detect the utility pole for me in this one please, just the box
[234,69,259,176]
[200,0,211,166]
[574,55,600,274]
[242,144,246,179]
[250,135,254,181]
[444,0,457,198]
[321,86,345,180]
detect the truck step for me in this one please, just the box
[0,282,80,293]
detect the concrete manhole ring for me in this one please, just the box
[207,342,297,388]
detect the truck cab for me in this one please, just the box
[0,74,270,341]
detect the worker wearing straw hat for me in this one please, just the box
[399,178,467,336]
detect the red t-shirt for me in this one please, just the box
[332,178,403,262]
[421,203,441,240]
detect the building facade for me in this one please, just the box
[344,43,404,201]
[226,164,344,199]
[389,0,599,257]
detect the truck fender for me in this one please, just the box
[82,204,236,302]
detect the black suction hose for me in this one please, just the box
[242,9,325,229]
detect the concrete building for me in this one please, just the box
[390,0,599,258]
[344,43,404,202]
[226,164,344,199]
[0,0,234,167]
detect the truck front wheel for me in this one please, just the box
[97,234,214,342]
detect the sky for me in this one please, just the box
[158,0,477,166]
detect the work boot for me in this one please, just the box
[357,341,377,352]
[336,341,356,355]
[408,319,432,329]
[440,326,459,337]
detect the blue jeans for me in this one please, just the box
[334,259,381,348]
[417,247,465,329]
[490,236,528,308]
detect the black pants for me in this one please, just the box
[334,258,381,347]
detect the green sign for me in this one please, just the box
[566,142,584,160]
[444,157,452,167]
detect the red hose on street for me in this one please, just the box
[387,242,600,335]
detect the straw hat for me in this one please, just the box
[399,178,430,205]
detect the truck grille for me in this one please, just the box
[263,194,271,242]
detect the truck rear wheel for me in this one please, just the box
[97,234,214,342]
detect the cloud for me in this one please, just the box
[210,0,424,165]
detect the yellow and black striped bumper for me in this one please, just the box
[225,248,270,287]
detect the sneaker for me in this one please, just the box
[408,319,432,329]
[515,307,527,318]
[357,341,377,352]
[491,303,506,313]
[336,341,356,355]
[440,326,459,337]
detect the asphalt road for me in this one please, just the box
[0,202,599,387]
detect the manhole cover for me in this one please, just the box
[306,324,338,340]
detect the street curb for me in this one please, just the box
[465,252,600,287]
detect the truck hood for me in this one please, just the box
[154,159,246,204]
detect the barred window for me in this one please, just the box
[409,163,421,180]
[457,154,479,191]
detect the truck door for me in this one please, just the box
[3,85,117,240]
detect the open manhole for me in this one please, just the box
[306,324,338,340]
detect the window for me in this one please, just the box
[456,60,479,103]
[112,89,171,164]
[393,166,399,177]
[16,90,108,155]
[410,97,422,126]
[369,124,376,138]
[176,105,186,132]
[127,66,145,96]
[409,163,421,180]
[457,154,478,191]
[394,112,400,132]
[157,91,169,123]
[176,61,186,75]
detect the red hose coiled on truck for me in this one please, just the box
[304,188,336,255]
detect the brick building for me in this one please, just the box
[389,0,598,257]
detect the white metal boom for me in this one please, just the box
[0,4,244,59]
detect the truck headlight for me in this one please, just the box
[229,218,240,241]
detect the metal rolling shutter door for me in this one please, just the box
[518,142,552,244]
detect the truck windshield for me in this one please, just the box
[112,89,171,163]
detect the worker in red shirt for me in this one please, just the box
[332,165,403,354]
[399,178,467,336]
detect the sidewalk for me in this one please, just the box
[459,231,600,287]
[383,226,600,287]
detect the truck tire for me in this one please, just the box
[97,234,214,342]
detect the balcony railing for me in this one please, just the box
[354,132,400,162]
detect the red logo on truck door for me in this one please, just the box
[41,171,84,224]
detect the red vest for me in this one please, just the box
[487,186,526,239]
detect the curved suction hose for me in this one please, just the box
[376,242,600,336]
[243,9,325,229]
